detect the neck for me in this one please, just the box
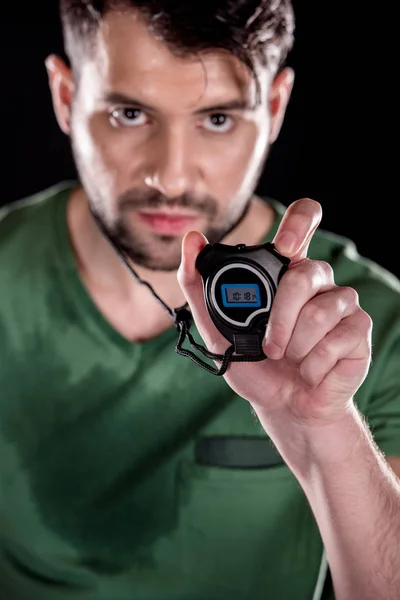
[67,186,276,316]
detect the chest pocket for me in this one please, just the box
[177,436,323,600]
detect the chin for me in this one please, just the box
[124,246,183,272]
[137,258,182,272]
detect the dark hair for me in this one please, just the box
[60,0,294,93]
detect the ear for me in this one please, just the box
[268,66,295,144]
[45,54,75,135]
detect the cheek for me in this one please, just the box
[70,114,128,220]
[73,112,135,183]
[203,122,269,192]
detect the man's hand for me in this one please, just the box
[178,199,400,600]
[177,198,373,427]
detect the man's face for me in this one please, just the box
[68,11,279,271]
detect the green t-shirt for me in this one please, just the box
[1,181,400,600]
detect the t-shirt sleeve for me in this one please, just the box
[364,327,400,458]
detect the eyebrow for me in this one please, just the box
[103,92,255,114]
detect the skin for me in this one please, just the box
[46,10,292,339]
[46,8,400,599]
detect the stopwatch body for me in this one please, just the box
[195,242,290,355]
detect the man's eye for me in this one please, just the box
[109,107,148,127]
[203,113,234,133]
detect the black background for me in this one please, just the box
[0,2,397,276]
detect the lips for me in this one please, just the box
[137,212,199,235]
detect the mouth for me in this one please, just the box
[137,211,200,235]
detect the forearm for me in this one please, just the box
[255,403,400,600]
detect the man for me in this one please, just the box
[0,1,399,599]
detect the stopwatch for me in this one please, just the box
[195,241,290,355]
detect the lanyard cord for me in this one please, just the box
[107,236,183,320]
[105,235,266,376]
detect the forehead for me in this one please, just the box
[82,10,268,110]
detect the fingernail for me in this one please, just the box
[45,56,54,70]
[180,232,201,281]
[275,232,297,255]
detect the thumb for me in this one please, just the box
[177,230,208,289]
[177,230,228,352]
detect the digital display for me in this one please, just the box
[226,287,258,303]
[221,284,261,308]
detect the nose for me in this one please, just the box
[144,126,195,198]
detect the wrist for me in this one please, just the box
[254,401,371,481]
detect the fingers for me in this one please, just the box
[177,230,229,353]
[273,198,322,262]
[177,230,208,289]
[299,308,373,388]
[263,259,335,359]
[285,286,360,364]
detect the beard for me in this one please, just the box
[86,186,252,272]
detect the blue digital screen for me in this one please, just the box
[221,283,261,308]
